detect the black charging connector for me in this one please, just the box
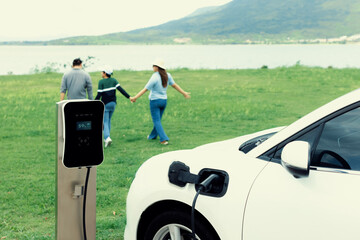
[198,174,220,193]
[195,169,229,198]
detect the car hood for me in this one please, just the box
[191,126,283,155]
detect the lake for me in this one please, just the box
[1,44,360,75]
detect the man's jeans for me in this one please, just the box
[104,101,116,140]
[148,99,169,142]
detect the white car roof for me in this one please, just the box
[247,88,360,157]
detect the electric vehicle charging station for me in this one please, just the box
[56,100,104,240]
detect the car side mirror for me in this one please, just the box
[281,141,310,178]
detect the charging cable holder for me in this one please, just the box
[168,161,200,187]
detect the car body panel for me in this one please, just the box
[124,128,282,239]
[243,161,360,240]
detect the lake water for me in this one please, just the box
[1,44,360,75]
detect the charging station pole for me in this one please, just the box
[56,100,104,240]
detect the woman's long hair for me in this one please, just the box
[158,67,168,87]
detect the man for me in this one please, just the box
[60,58,93,100]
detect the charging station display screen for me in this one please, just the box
[63,101,104,168]
[76,121,92,131]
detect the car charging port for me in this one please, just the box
[195,169,229,197]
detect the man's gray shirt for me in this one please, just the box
[60,68,93,100]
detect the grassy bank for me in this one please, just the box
[1,67,360,239]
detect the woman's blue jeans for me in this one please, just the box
[148,99,169,142]
[104,101,116,140]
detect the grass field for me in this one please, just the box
[1,66,360,239]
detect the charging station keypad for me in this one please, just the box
[78,136,90,147]
[63,101,104,168]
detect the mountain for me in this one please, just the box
[185,6,221,18]
[9,0,360,45]
[116,0,360,43]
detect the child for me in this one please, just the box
[95,66,131,147]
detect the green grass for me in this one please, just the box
[1,66,360,239]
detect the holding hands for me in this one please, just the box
[129,88,147,103]
[130,97,136,103]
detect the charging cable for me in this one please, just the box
[191,187,202,240]
[191,174,219,240]
[83,167,91,240]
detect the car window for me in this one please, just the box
[312,107,360,171]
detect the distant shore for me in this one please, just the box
[1,33,360,46]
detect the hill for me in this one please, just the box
[5,0,360,45]
[117,0,360,44]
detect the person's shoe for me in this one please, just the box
[160,140,168,145]
[105,137,112,148]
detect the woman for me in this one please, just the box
[130,59,190,145]
[95,66,131,147]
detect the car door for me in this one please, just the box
[242,106,360,240]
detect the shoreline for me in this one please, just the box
[2,66,360,77]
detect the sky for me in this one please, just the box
[0,0,232,41]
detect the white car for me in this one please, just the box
[125,89,360,240]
